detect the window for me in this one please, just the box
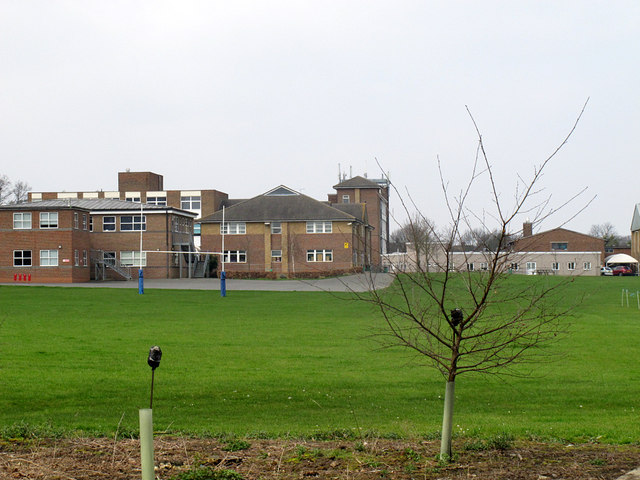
[271,250,282,262]
[121,215,146,231]
[103,251,116,266]
[271,222,282,234]
[82,214,87,230]
[120,251,147,267]
[306,221,332,233]
[13,250,32,267]
[342,195,350,203]
[551,242,568,250]
[467,263,474,271]
[526,262,536,271]
[181,196,201,210]
[223,250,246,263]
[194,223,201,235]
[40,250,58,266]
[510,263,519,271]
[220,222,246,234]
[480,262,488,271]
[567,262,576,270]
[147,196,167,206]
[74,250,79,266]
[583,262,591,271]
[40,212,58,229]
[307,249,333,262]
[103,216,116,231]
[125,196,141,203]
[552,262,559,271]
[89,216,93,232]
[73,212,79,229]
[13,212,31,229]
[83,250,88,267]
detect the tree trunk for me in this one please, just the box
[440,380,455,459]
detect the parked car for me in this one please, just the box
[600,266,613,276]
[612,265,633,276]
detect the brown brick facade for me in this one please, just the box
[514,227,605,263]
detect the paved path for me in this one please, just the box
[1,273,394,292]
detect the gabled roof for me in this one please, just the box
[632,204,640,232]
[200,186,363,223]
[332,203,369,225]
[333,175,382,189]
[0,199,197,217]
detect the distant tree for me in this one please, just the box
[357,102,589,461]
[589,223,619,247]
[389,215,435,256]
[10,180,31,204]
[0,175,11,204]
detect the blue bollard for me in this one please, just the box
[138,268,144,295]
[220,271,226,297]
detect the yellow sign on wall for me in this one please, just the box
[344,242,349,249]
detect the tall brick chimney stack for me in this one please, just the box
[523,220,533,238]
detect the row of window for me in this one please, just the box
[12,212,148,232]
[125,195,201,210]
[13,249,88,267]
[221,249,334,263]
[14,212,63,229]
[507,261,592,271]
[219,221,333,235]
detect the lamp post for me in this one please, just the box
[140,346,162,480]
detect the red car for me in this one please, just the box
[612,265,633,276]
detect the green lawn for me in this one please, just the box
[0,276,639,443]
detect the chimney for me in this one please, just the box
[523,220,533,237]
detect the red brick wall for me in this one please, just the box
[514,228,605,263]
[118,172,163,192]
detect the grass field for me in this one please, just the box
[0,275,639,443]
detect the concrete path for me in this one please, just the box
[1,273,394,292]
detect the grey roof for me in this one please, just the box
[200,186,364,223]
[332,203,369,224]
[1,199,197,216]
[333,175,383,189]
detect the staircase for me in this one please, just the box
[91,250,132,280]
[192,255,209,278]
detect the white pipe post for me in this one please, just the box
[440,381,455,460]
[139,408,154,480]
[627,289,630,308]
[221,205,226,273]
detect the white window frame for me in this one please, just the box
[510,263,519,271]
[103,251,116,266]
[467,263,474,271]
[567,262,576,271]
[40,249,58,267]
[74,250,79,266]
[103,216,116,231]
[526,261,536,271]
[306,221,332,233]
[13,250,32,267]
[307,249,333,262]
[82,214,87,230]
[221,222,246,235]
[40,212,58,229]
[120,215,146,231]
[147,196,167,206]
[583,262,591,271]
[552,262,559,271]
[480,262,488,271]
[271,250,282,262]
[125,196,141,203]
[181,196,201,210]
[83,250,88,267]
[73,212,79,229]
[13,212,31,229]
[223,250,246,263]
[120,251,147,267]
[271,222,282,234]
[342,195,350,203]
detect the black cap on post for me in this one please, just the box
[148,346,162,370]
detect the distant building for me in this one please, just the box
[200,186,372,278]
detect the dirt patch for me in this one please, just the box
[1,437,638,479]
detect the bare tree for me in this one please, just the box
[0,175,11,204]
[357,102,589,460]
[589,222,619,247]
[10,180,30,204]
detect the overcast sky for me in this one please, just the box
[1,1,638,236]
